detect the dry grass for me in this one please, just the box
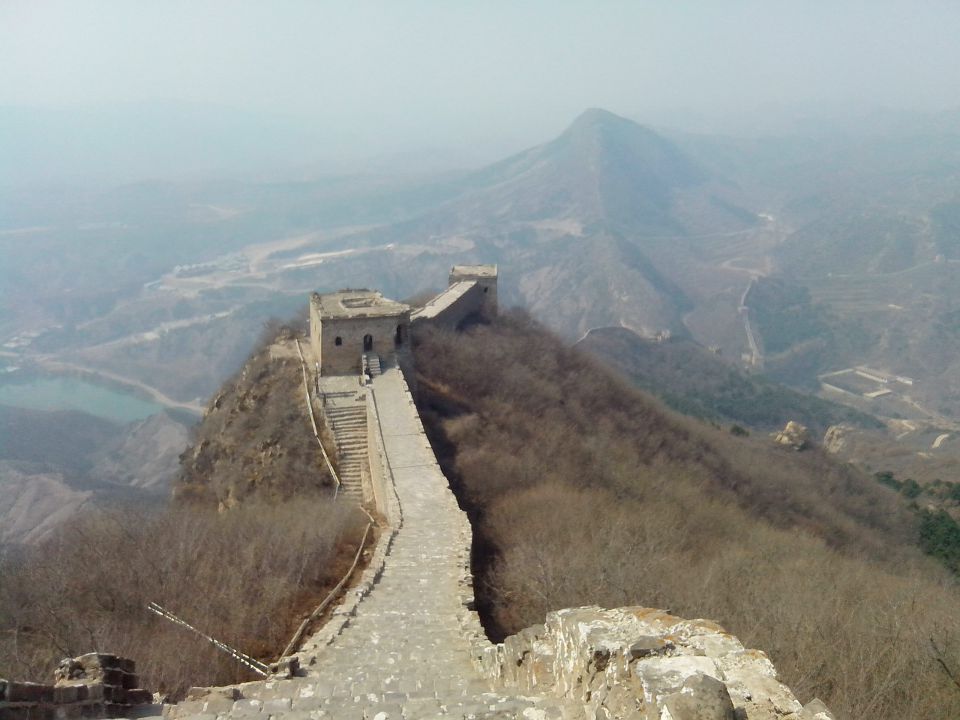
[412,311,960,719]
[176,323,335,507]
[0,499,365,699]
[0,321,365,699]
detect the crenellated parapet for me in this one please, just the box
[0,653,154,720]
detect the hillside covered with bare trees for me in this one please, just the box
[412,312,960,719]
[0,324,366,699]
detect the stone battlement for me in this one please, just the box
[0,653,154,720]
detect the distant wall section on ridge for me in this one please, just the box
[411,264,498,330]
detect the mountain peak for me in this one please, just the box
[557,108,685,163]
[564,108,644,138]
[545,107,706,217]
[569,107,633,127]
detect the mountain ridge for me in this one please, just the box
[340,108,759,339]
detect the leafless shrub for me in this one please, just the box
[177,333,335,506]
[412,312,960,719]
[0,499,365,699]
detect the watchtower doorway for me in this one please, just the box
[363,334,374,352]
[395,325,405,346]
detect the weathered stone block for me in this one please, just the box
[715,650,777,680]
[5,681,54,703]
[625,608,684,633]
[124,688,153,705]
[596,682,642,718]
[185,685,240,702]
[78,702,107,719]
[634,656,721,704]
[629,636,673,660]
[52,685,80,704]
[0,705,32,720]
[721,671,801,716]
[230,698,265,719]
[102,684,127,703]
[660,673,735,720]
[667,619,729,639]
[80,683,104,702]
[77,654,119,673]
[54,660,83,685]
[96,670,123,689]
[518,647,555,691]
[735,699,787,719]
[262,698,293,715]
[797,698,835,720]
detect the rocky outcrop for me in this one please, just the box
[175,333,334,508]
[773,421,810,451]
[478,606,834,720]
[822,424,851,455]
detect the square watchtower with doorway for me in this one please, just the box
[309,290,411,376]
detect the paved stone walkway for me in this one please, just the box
[319,380,368,503]
[163,365,577,720]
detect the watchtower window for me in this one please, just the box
[363,334,373,352]
[334,336,342,346]
[395,325,404,346]
[483,287,488,293]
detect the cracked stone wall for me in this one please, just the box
[471,607,835,720]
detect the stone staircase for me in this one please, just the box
[324,402,367,503]
[156,363,828,720]
[363,351,382,378]
[162,365,578,719]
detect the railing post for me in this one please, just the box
[294,338,341,493]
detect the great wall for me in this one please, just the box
[0,266,835,720]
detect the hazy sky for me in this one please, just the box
[2,1,959,173]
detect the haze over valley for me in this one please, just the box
[6,107,960,480]
[7,4,960,717]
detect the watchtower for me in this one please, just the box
[309,290,411,376]
[449,264,497,320]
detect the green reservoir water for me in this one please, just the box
[0,375,164,424]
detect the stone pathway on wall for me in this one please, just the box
[318,382,368,504]
[163,365,577,720]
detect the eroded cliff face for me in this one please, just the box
[0,464,92,545]
[175,329,334,509]
[89,412,190,493]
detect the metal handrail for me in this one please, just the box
[294,338,341,497]
[278,520,374,659]
[147,602,270,677]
